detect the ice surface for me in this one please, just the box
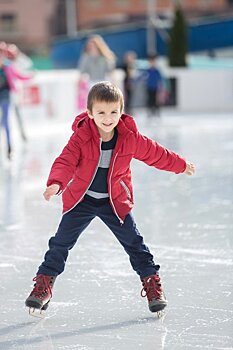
[0,109,233,349]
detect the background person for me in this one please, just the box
[121,51,137,114]
[6,43,34,142]
[78,35,116,83]
[0,42,32,159]
[77,35,116,111]
[144,54,163,117]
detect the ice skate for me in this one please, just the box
[141,274,167,317]
[25,274,56,318]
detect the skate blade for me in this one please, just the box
[157,310,166,319]
[28,307,45,319]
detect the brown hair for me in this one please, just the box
[87,81,124,113]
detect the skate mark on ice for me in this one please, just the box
[153,245,233,266]
[0,253,39,262]
[0,322,34,336]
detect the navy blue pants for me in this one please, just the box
[37,196,159,279]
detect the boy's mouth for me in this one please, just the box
[102,123,113,127]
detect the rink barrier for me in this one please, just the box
[20,85,41,105]
[18,68,233,123]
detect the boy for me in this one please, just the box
[25,81,195,315]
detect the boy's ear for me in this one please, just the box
[87,109,93,119]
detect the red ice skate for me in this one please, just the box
[25,274,56,317]
[141,274,167,315]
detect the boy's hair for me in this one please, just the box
[87,81,124,113]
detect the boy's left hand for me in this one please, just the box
[184,162,195,176]
[43,184,60,201]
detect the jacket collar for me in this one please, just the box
[71,112,135,145]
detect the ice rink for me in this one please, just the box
[0,108,233,350]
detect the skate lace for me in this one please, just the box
[31,275,53,299]
[141,275,162,301]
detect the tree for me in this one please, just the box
[168,4,188,67]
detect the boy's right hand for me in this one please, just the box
[43,184,60,201]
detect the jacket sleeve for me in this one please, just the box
[134,132,186,174]
[46,133,81,190]
[9,64,32,80]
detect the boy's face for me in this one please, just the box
[88,100,122,139]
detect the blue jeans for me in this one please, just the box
[37,196,159,279]
[0,99,11,148]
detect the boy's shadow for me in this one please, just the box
[0,316,166,349]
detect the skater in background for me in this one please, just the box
[0,42,32,159]
[144,54,163,117]
[7,43,33,73]
[6,43,34,142]
[78,35,116,84]
[25,81,195,316]
[77,35,116,110]
[121,51,137,114]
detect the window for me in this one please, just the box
[116,0,129,7]
[86,0,102,8]
[198,0,212,7]
[0,13,16,32]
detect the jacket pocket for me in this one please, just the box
[120,180,131,199]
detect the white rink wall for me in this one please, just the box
[19,68,233,123]
[19,69,124,122]
[165,68,233,113]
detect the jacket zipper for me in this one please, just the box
[60,178,74,195]
[62,139,102,215]
[120,180,131,199]
[109,152,124,225]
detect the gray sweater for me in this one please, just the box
[78,53,115,81]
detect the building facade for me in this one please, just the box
[0,0,232,53]
[76,0,230,29]
[0,0,57,54]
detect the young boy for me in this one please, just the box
[25,81,195,315]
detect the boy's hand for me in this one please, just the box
[43,184,60,201]
[184,162,195,176]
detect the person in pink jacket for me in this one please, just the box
[6,43,34,142]
[25,81,195,317]
[0,42,32,159]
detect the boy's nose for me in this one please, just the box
[104,117,112,122]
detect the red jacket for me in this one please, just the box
[47,112,186,223]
